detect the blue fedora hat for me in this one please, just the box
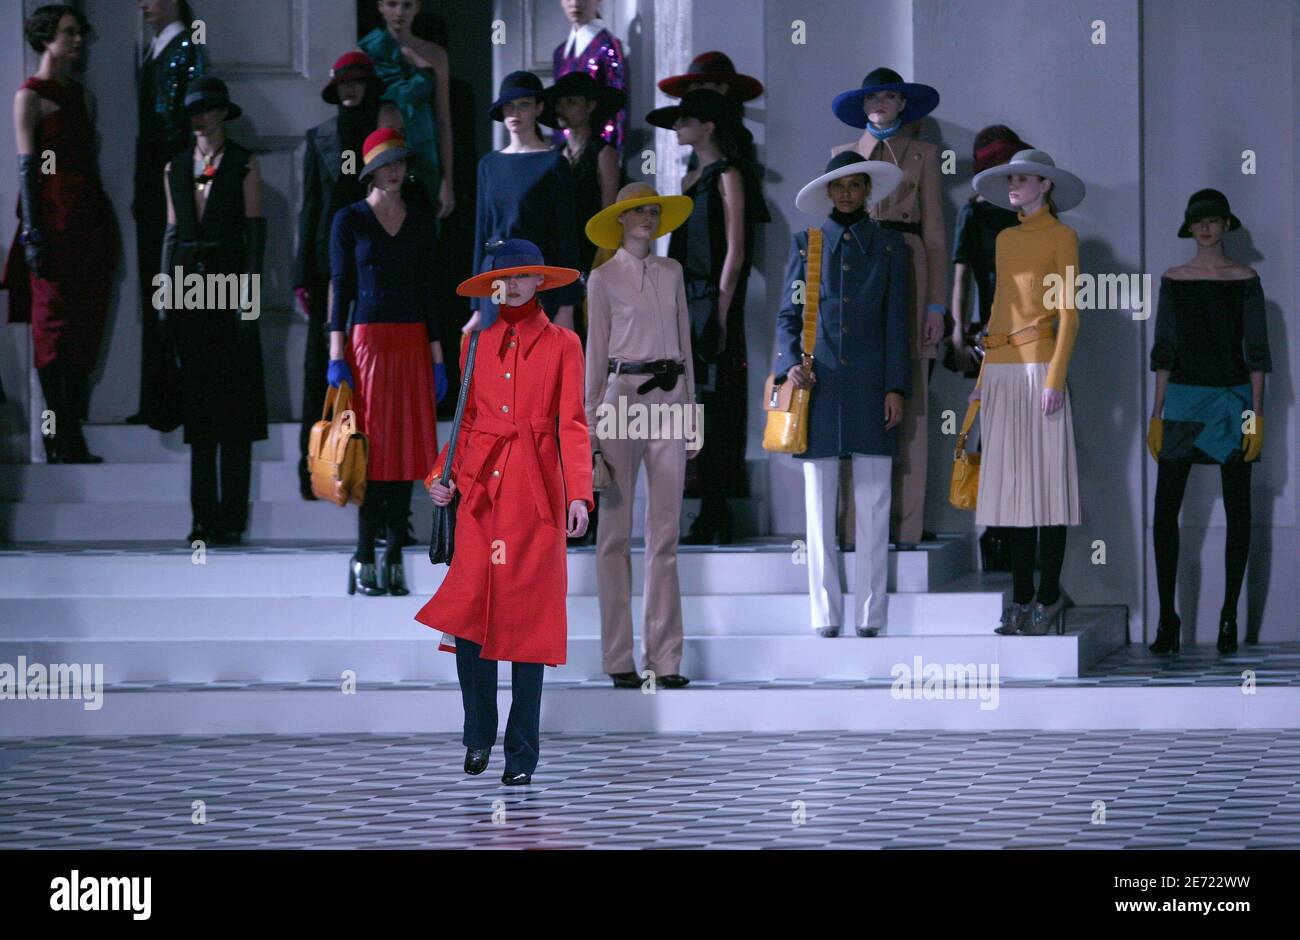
[832,67,939,128]
[489,70,546,122]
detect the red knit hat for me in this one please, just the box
[322,51,377,104]
[359,128,411,180]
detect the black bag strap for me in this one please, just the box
[439,330,480,485]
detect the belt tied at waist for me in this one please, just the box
[609,357,685,394]
[464,412,559,524]
[1162,382,1251,464]
[877,219,922,236]
[983,320,1056,350]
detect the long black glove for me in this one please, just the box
[18,153,50,279]
[158,223,180,366]
[240,217,268,338]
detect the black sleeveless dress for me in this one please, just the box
[168,139,268,444]
[670,157,768,499]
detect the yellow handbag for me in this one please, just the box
[762,227,823,454]
[949,400,980,511]
[308,381,369,507]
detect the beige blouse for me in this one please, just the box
[583,247,696,430]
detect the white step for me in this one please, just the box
[0,581,1014,638]
[6,682,1296,736]
[0,608,1124,684]
[0,535,974,596]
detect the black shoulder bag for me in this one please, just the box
[428,330,480,566]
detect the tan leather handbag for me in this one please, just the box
[762,227,823,454]
[949,400,980,511]
[308,382,369,507]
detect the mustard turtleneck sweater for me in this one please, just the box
[976,205,1081,391]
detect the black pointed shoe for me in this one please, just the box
[609,671,642,689]
[501,771,532,786]
[1149,613,1181,653]
[856,626,880,638]
[464,748,490,775]
[1216,616,1238,654]
[656,674,690,689]
[816,625,841,638]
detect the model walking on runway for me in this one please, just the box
[418,240,592,785]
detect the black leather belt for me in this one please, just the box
[608,358,685,394]
[878,220,922,236]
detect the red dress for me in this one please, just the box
[2,78,116,371]
[414,297,594,665]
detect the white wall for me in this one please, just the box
[1142,0,1298,643]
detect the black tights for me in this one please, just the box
[37,362,92,453]
[191,439,252,533]
[1153,459,1252,622]
[1008,525,1067,606]
[358,480,413,564]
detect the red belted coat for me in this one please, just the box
[415,297,594,665]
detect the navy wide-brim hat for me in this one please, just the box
[539,71,627,129]
[1178,188,1243,238]
[832,67,939,128]
[489,70,546,122]
[185,76,242,120]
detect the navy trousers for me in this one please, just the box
[455,637,544,775]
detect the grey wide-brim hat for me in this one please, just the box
[794,152,903,216]
[972,148,1085,213]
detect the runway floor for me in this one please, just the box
[4,730,1298,849]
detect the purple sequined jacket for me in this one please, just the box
[552,27,627,151]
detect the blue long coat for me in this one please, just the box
[773,215,911,458]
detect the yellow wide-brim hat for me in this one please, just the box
[455,239,581,298]
[584,182,694,249]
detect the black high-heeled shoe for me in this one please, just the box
[1149,612,1181,653]
[347,554,386,596]
[1217,616,1238,654]
[384,558,409,596]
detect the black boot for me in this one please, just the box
[55,368,102,463]
[1149,612,1181,653]
[1216,616,1238,654]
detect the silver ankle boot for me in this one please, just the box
[995,602,1031,635]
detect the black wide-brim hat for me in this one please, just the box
[185,76,242,121]
[1177,188,1243,238]
[539,71,627,129]
[832,66,939,128]
[658,51,764,102]
[645,88,735,130]
[489,70,546,122]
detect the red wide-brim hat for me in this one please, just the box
[658,51,764,102]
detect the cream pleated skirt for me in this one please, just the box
[975,362,1081,527]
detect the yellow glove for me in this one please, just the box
[1243,415,1263,462]
[1146,417,1162,461]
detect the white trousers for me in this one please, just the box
[802,454,892,631]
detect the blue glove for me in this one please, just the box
[327,358,353,389]
[434,362,448,403]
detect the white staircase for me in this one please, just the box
[0,421,1157,737]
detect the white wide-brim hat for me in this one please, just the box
[972,148,1085,213]
[794,153,903,216]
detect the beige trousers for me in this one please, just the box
[595,372,690,676]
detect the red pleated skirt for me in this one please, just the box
[345,322,439,481]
